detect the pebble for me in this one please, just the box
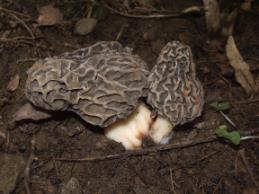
[74,18,97,35]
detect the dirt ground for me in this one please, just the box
[0,0,259,194]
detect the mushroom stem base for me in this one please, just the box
[104,103,173,150]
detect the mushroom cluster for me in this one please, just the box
[25,41,204,150]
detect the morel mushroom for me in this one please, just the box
[23,41,204,150]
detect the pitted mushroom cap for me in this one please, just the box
[26,41,149,127]
[147,41,204,126]
[59,41,134,61]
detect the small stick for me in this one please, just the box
[0,7,35,40]
[97,1,203,19]
[17,58,37,64]
[219,111,237,128]
[55,136,217,162]
[0,36,34,42]
[241,135,259,141]
[0,6,31,18]
[9,13,35,40]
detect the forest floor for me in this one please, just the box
[0,0,258,194]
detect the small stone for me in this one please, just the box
[74,18,97,35]
[61,177,82,194]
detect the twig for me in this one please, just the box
[0,6,31,18]
[241,135,259,141]
[55,136,217,162]
[0,37,34,42]
[239,149,258,187]
[24,138,36,194]
[9,13,35,40]
[17,58,37,64]
[219,111,237,128]
[0,7,35,40]
[98,1,203,19]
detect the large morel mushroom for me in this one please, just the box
[23,41,204,150]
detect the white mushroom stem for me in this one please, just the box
[149,116,173,144]
[104,103,173,150]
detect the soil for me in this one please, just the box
[0,0,259,194]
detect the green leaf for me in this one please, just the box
[210,101,230,111]
[228,131,241,145]
[215,125,241,145]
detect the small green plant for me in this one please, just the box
[215,125,241,145]
[210,101,230,111]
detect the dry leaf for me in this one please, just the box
[226,36,258,94]
[37,4,63,26]
[7,74,20,92]
[12,103,52,122]
[203,0,221,33]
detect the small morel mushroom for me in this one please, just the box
[23,41,204,150]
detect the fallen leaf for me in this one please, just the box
[203,0,221,33]
[226,36,258,94]
[37,4,63,26]
[7,74,20,92]
[12,103,52,122]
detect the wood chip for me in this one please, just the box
[7,74,20,92]
[226,36,258,94]
[37,4,63,26]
